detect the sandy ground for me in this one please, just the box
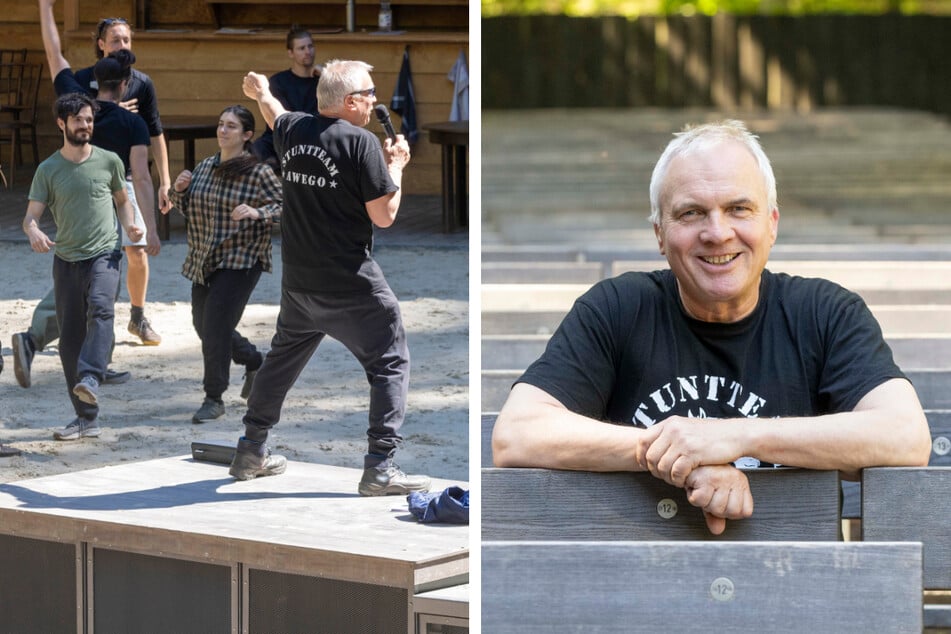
[0,240,469,486]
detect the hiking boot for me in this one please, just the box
[128,317,161,346]
[11,331,35,388]
[102,368,132,385]
[192,397,225,424]
[72,375,99,405]
[229,437,287,480]
[53,417,101,441]
[0,443,20,457]
[358,462,431,497]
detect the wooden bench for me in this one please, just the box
[482,541,923,632]
[482,467,841,541]
[862,466,951,629]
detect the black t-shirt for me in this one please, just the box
[519,269,905,428]
[73,65,163,137]
[273,111,397,293]
[263,69,318,137]
[53,68,151,175]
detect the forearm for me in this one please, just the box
[133,175,157,233]
[256,95,287,131]
[737,397,930,473]
[150,134,171,189]
[116,201,137,234]
[493,383,647,472]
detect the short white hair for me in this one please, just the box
[316,59,374,110]
[648,120,778,225]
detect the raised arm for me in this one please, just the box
[37,0,70,79]
[242,72,287,132]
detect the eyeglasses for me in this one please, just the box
[348,87,376,98]
[97,18,129,37]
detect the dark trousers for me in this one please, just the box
[243,284,410,461]
[191,265,263,400]
[53,250,122,421]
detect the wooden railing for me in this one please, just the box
[483,14,951,116]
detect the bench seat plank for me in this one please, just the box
[482,467,840,541]
[862,466,951,590]
[482,541,923,633]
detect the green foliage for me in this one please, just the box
[482,0,931,17]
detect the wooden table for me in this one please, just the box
[422,121,468,233]
[160,115,219,239]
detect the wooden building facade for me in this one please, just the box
[2,0,469,194]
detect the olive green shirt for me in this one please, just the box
[29,147,125,262]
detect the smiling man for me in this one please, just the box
[491,120,931,534]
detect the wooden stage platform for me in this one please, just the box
[0,456,469,633]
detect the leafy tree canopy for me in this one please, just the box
[482,0,945,17]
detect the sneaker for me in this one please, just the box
[192,397,225,424]
[53,417,101,441]
[11,332,34,388]
[358,462,431,497]
[0,442,20,457]
[229,437,287,480]
[72,375,99,405]
[102,368,132,385]
[128,317,161,346]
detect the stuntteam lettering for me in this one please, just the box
[631,375,766,427]
[280,144,340,179]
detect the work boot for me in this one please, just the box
[11,331,35,388]
[229,437,286,480]
[358,461,431,497]
[128,317,161,346]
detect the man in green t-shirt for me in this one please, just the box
[22,92,143,441]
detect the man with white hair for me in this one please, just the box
[492,120,931,534]
[234,60,430,497]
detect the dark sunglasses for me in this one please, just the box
[348,87,376,98]
[97,18,129,37]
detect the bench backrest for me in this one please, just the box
[481,541,923,633]
[482,467,840,541]
[861,466,951,590]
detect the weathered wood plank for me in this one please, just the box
[862,466,951,590]
[482,541,923,633]
[482,467,840,541]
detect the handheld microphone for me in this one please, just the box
[373,104,397,142]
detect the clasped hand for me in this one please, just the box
[637,416,753,534]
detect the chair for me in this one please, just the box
[0,62,43,188]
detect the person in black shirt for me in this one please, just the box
[251,26,321,174]
[234,60,430,497]
[492,119,932,534]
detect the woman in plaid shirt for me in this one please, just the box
[167,105,282,424]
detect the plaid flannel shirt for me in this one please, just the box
[169,153,282,285]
